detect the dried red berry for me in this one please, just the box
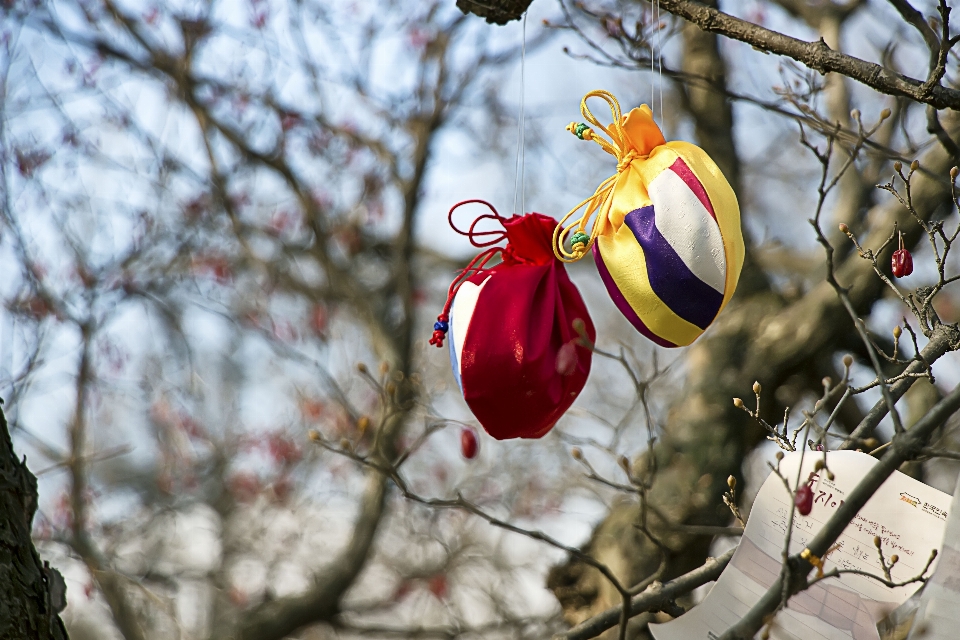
[892,232,913,278]
[892,249,913,277]
[795,484,813,516]
[460,427,479,459]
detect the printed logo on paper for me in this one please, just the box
[899,492,920,507]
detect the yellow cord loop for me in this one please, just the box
[554,90,635,263]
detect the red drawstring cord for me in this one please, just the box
[430,200,509,348]
[448,199,508,247]
[430,246,502,347]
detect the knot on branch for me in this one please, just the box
[892,431,925,460]
[456,0,534,24]
[944,324,960,351]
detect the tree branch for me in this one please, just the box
[656,0,960,110]
[720,382,960,639]
[552,548,735,640]
[226,453,389,640]
[456,0,533,25]
[842,322,960,448]
[887,0,940,52]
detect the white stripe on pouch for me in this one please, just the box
[647,168,726,294]
[450,275,492,377]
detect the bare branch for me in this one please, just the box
[719,382,960,639]
[655,0,960,110]
[553,548,735,640]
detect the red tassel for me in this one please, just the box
[430,313,450,348]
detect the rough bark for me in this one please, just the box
[457,0,960,107]
[456,0,533,24]
[654,0,960,110]
[0,402,69,640]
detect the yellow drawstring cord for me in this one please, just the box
[554,90,637,263]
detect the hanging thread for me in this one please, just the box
[657,0,663,122]
[513,12,528,216]
[650,2,655,112]
[650,1,663,123]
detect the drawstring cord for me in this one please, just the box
[553,90,639,263]
[430,200,509,348]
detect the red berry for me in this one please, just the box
[892,232,914,278]
[460,427,479,459]
[795,484,813,516]
[892,249,913,277]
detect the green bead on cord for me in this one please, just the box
[573,123,591,140]
[571,231,590,247]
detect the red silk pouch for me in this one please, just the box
[430,200,595,440]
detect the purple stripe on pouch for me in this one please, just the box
[669,158,715,220]
[593,242,678,348]
[623,205,723,330]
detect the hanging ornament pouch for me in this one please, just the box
[430,200,596,440]
[554,90,745,348]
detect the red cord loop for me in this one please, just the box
[431,201,509,348]
[448,199,508,248]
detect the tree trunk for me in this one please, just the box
[0,402,69,640]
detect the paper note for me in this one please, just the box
[906,472,960,639]
[650,451,950,640]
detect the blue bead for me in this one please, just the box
[434,321,449,332]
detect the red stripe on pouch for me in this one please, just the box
[668,158,716,220]
[593,243,678,348]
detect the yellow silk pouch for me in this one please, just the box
[554,90,744,347]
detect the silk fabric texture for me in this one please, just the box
[447,212,595,439]
[556,91,744,347]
